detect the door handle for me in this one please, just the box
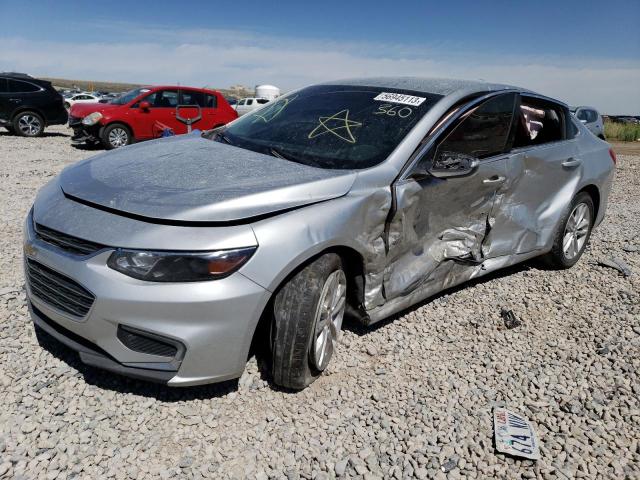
[562,157,582,168]
[482,175,506,184]
[9,98,21,103]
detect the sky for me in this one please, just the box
[1,0,639,113]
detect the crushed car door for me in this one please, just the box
[382,93,518,305]
[487,95,581,255]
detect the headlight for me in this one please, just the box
[107,247,256,282]
[82,112,103,126]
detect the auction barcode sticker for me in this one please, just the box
[373,92,426,106]
[493,407,541,460]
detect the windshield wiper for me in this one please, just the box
[217,131,234,145]
[270,147,303,164]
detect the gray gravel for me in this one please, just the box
[1,126,639,479]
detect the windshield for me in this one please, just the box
[213,85,443,169]
[110,87,151,105]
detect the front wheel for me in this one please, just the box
[544,192,594,268]
[271,253,347,390]
[101,123,132,149]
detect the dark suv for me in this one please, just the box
[0,73,68,136]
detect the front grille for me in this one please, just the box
[26,259,95,317]
[117,325,179,358]
[35,223,105,256]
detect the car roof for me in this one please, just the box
[0,72,51,87]
[572,105,599,112]
[319,76,572,109]
[320,76,519,96]
[148,85,219,93]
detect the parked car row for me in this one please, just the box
[1,73,239,146]
[69,85,238,149]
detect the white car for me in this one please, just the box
[64,93,101,110]
[234,97,270,116]
[571,106,605,139]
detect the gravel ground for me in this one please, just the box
[0,126,638,479]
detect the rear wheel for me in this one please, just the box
[13,111,44,137]
[271,253,347,390]
[544,192,594,268]
[101,123,132,149]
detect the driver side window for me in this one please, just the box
[144,89,178,108]
[435,93,517,161]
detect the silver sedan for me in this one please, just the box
[24,78,616,389]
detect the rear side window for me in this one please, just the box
[513,96,565,147]
[567,116,580,139]
[435,93,517,159]
[246,99,254,106]
[8,79,41,93]
[0,78,7,93]
[256,98,269,104]
[205,94,217,108]
[180,90,205,107]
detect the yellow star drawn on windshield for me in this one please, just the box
[252,95,297,123]
[308,109,362,144]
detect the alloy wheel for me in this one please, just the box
[310,269,347,371]
[108,128,129,148]
[18,115,42,136]
[563,202,591,260]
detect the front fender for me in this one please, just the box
[241,188,392,299]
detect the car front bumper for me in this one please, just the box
[68,116,101,144]
[23,215,271,386]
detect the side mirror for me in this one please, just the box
[139,101,150,111]
[428,151,479,178]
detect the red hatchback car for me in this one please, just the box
[69,86,238,149]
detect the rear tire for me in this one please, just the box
[13,111,44,137]
[543,192,594,268]
[101,123,132,149]
[271,253,347,390]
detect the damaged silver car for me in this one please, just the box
[24,78,616,389]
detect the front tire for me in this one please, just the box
[101,123,132,149]
[13,111,44,137]
[271,253,347,390]
[544,192,594,268]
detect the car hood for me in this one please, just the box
[69,102,120,118]
[59,134,357,223]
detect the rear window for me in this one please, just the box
[216,84,443,169]
[180,90,205,107]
